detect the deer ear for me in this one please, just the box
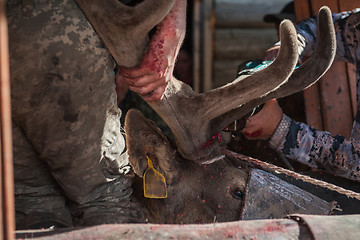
[124,109,175,179]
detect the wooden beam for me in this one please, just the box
[0,0,15,239]
[294,0,311,22]
[339,0,360,118]
[214,28,278,60]
[15,215,360,240]
[202,0,215,91]
[296,0,358,137]
[311,0,354,137]
[347,63,357,118]
[192,0,202,93]
[339,0,360,11]
[319,62,353,137]
[215,0,289,28]
[294,0,324,131]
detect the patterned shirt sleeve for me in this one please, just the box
[268,9,360,182]
[269,114,360,181]
[294,9,359,64]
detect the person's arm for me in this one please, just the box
[118,0,186,101]
[263,17,318,62]
[241,99,283,139]
[265,9,360,63]
[241,99,360,181]
[242,9,360,181]
[269,113,360,181]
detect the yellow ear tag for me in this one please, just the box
[143,155,167,199]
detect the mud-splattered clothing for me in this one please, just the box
[269,9,360,181]
[8,0,144,228]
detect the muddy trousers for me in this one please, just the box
[7,0,144,228]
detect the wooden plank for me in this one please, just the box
[0,0,15,238]
[203,0,215,91]
[339,0,360,118]
[300,0,359,134]
[303,86,323,130]
[319,63,353,137]
[15,215,360,240]
[311,0,342,133]
[311,0,339,14]
[213,59,247,88]
[339,0,360,11]
[0,133,2,240]
[16,219,304,239]
[214,28,278,60]
[215,0,291,28]
[347,64,357,118]
[311,0,355,137]
[294,0,311,21]
[192,0,201,93]
[294,0,324,130]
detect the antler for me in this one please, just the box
[149,7,335,162]
[77,1,335,163]
[147,19,299,161]
[210,6,336,135]
[75,0,175,67]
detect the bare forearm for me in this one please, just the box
[119,0,187,101]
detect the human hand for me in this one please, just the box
[119,65,170,102]
[241,99,283,140]
[263,45,280,61]
[118,0,186,101]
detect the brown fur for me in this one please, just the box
[125,109,250,224]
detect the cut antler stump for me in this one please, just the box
[75,0,175,67]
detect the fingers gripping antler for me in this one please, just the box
[211,6,336,134]
[148,19,299,161]
[75,0,175,67]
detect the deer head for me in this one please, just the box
[124,109,334,223]
[125,108,250,223]
[76,2,335,162]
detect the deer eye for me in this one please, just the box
[231,188,244,199]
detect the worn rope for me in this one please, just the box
[224,149,360,201]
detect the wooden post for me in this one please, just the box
[192,0,215,93]
[202,0,215,92]
[192,0,202,93]
[339,0,358,118]
[0,0,15,239]
[294,0,324,131]
[312,0,353,138]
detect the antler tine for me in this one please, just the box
[210,6,336,135]
[272,6,336,98]
[75,0,175,67]
[198,19,298,120]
